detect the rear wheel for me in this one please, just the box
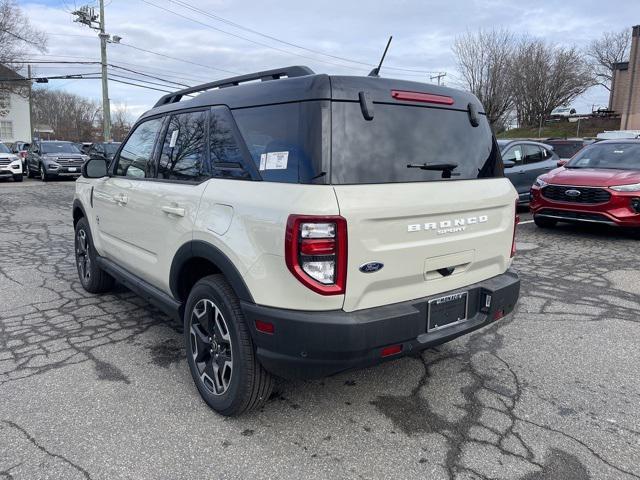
[184,275,273,416]
[74,217,115,293]
[534,215,557,228]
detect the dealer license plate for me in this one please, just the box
[427,291,468,332]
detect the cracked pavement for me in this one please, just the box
[1,179,639,479]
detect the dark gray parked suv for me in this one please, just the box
[26,141,88,181]
[498,140,559,205]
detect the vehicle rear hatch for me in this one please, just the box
[329,76,517,312]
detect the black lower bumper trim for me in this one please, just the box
[241,269,520,379]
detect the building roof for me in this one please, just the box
[0,64,26,81]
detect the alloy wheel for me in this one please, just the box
[190,299,233,395]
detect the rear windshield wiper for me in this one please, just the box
[407,162,458,171]
[407,162,459,178]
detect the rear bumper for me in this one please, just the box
[241,269,520,379]
[530,185,640,227]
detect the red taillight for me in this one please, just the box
[391,90,454,105]
[285,215,347,295]
[381,344,403,357]
[511,201,519,258]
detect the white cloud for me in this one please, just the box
[18,0,640,118]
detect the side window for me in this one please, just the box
[233,102,326,184]
[502,145,523,165]
[158,111,208,181]
[524,144,543,164]
[116,118,163,178]
[209,106,250,179]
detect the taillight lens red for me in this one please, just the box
[285,215,347,295]
[511,202,519,258]
[391,90,454,105]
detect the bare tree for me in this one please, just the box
[511,39,593,127]
[32,88,101,142]
[452,29,515,130]
[585,29,631,91]
[111,104,132,141]
[0,0,47,115]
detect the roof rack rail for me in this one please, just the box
[153,65,315,108]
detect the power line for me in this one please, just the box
[16,59,197,86]
[138,0,370,73]
[117,42,241,75]
[108,77,174,93]
[107,71,188,90]
[159,0,442,74]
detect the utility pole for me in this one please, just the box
[72,2,121,142]
[98,0,110,141]
[430,72,446,85]
[27,64,34,142]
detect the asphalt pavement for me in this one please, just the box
[1,178,639,480]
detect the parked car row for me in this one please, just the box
[0,140,122,182]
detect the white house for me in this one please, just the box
[0,64,32,144]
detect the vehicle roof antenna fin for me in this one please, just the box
[368,36,393,77]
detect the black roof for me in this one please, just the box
[139,65,484,121]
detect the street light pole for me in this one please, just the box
[99,0,110,142]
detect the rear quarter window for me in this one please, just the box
[232,102,328,184]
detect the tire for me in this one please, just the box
[184,275,273,416]
[74,217,115,293]
[13,174,23,182]
[534,215,557,228]
[40,164,48,182]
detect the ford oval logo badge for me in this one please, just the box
[360,262,384,273]
[565,189,581,197]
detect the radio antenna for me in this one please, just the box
[368,36,393,77]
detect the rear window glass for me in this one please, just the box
[331,102,501,184]
[548,142,583,159]
[232,102,327,184]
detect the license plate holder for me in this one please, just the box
[427,291,468,332]
[68,167,77,172]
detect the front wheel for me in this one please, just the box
[74,217,115,293]
[534,215,557,228]
[184,275,273,416]
[40,164,48,182]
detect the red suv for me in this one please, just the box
[530,140,640,230]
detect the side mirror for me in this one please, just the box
[82,157,109,178]
[503,160,515,168]
[557,159,568,167]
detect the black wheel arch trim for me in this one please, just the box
[72,199,88,226]
[170,240,254,304]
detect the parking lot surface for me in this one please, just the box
[1,178,639,480]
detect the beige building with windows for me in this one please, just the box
[610,25,640,130]
[0,64,32,144]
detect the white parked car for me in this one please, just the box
[0,142,23,182]
[550,106,576,118]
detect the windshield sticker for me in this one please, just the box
[514,150,522,161]
[259,153,267,171]
[265,151,289,170]
[169,130,179,148]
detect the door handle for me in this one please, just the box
[517,170,526,174]
[161,205,185,217]
[113,194,128,205]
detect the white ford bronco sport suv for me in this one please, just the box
[73,66,520,416]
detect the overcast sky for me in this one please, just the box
[19,0,640,119]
